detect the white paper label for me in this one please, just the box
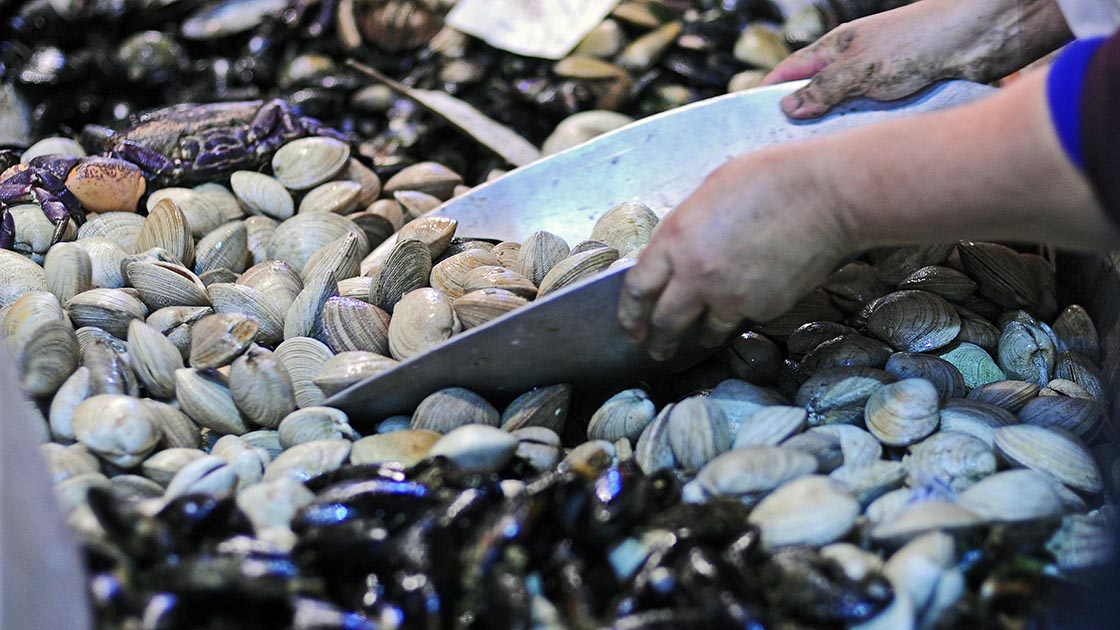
[447,0,620,60]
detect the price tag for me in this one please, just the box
[446,0,620,60]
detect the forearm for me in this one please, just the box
[797,69,1117,251]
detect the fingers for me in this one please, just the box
[618,248,672,343]
[761,42,836,86]
[698,309,742,349]
[780,60,871,118]
[646,279,705,361]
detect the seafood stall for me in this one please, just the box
[0,1,1117,628]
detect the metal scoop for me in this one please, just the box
[326,79,994,423]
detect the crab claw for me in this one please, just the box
[64,157,146,214]
[0,209,13,250]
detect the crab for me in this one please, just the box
[0,99,347,250]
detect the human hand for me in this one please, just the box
[617,148,857,360]
[762,0,1071,118]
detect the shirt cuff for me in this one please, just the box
[1047,37,1107,170]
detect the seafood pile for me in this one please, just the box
[0,103,1116,627]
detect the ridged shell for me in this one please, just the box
[43,242,93,304]
[82,336,138,397]
[75,237,128,289]
[71,394,161,468]
[337,276,374,302]
[350,430,439,467]
[320,295,390,354]
[490,242,521,268]
[393,190,441,221]
[866,290,960,352]
[230,345,297,428]
[278,407,357,448]
[135,199,195,266]
[515,231,571,286]
[189,312,258,369]
[870,500,983,544]
[146,305,211,361]
[300,232,362,287]
[499,384,572,432]
[78,211,146,254]
[957,469,1066,523]
[48,367,92,441]
[164,455,237,499]
[727,331,784,385]
[452,288,529,329]
[965,379,1040,411]
[865,378,941,446]
[430,249,503,299]
[370,239,432,313]
[268,212,368,274]
[537,247,619,297]
[236,476,315,532]
[954,306,1000,351]
[994,424,1102,493]
[830,460,906,505]
[263,438,352,482]
[1017,394,1101,441]
[383,161,463,200]
[997,319,1056,386]
[194,183,243,222]
[283,269,338,340]
[345,158,381,206]
[194,220,249,276]
[459,265,537,299]
[696,446,817,503]
[387,288,461,360]
[22,136,85,162]
[143,399,200,449]
[956,242,1038,310]
[1051,304,1099,363]
[210,434,269,491]
[821,261,892,314]
[238,260,303,307]
[666,395,731,471]
[125,261,210,310]
[634,404,676,473]
[230,170,294,220]
[903,431,996,491]
[732,406,807,448]
[9,203,76,259]
[147,188,223,238]
[66,288,147,338]
[897,266,977,301]
[297,180,362,214]
[244,215,277,266]
[587,388,656,443]
[936,342,1006,390]
[799,334,893,374]
[411,387,499,433]
[0,251,44,310]
[126,319,183,399]
[1054,351,1106,402]
[709,378,788,434]
[938,398,1018,447]
[174,367,249,435]
[3,290,67,342]
[271,136,350,190]
[275,337,334,408]
[748,476,858,549]
[141,448,207,486]
[207,283,286,346]
[884,353,966,400]
[312,351,398,396]
[429,424,519,473]
[14,319,79,397]
[797,367,895,427]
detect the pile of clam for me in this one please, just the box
[3,133,1118,627]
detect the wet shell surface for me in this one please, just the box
[748,475,859,549]
[587,388,656,443]
[865,379,941,447]
[411,387,499,433]
[230,170,294,220]
[452,288,529,329]
[271,136,350,190]
[866,291,960,353]
[993,424,1103,494]
[387,288,461,360]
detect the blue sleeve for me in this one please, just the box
[1047,37,1107,170]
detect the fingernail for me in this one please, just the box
[780,93,801,113]
[649,345,675,362]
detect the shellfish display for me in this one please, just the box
[0,1,1116,629]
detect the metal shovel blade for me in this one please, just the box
[326,79,994,422]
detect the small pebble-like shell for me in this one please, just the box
[387,288,461,360]
[867,291,961,353]
[799,334,893,374]
[587,388,656,443]
[9,203,75,259]
[666,395,731,471]
[574,19,626,57]
[799,368,896,427]
[242,430,284,460]
[344,158,381,206]
[393,190,442,221]
[298,180,362,215]
[499,384,572,433]
[370,239,432,313]
[937,342,1006,390]
[748,475,859,549]
[384,161,463,200]
[189,312,258,368]
[125,260,210,310]
[22,136,85,162]
[430,249,503,299]
[830,460,906,506]
[135,199,195,267]
[66,288,146,338]
[272,136,350,190]
[590,202,659,258]
[865,378,941,447]
[957,469,1066,523]
[48,367,92,441]
[696,446,817,505]
[194,220,249,276]
[238,260,303,305]
[993,424,1102,493]
[452,288,529,329]
[147,188,223,238]
[515,231,570,286]
[263,438,352,482]
[938,398,1017,447]
[618,20,681,71]
[428,424,518,472]
[0,249,47,308]
[229,345,296,428]
[146,305,211,361]
[1017,393,1101,439]
[513,427,563,472]
[39,442,99,484]
[336,276,374,302]
[4,290,67,343]
[732,406,808,448]
[490,241,522,268]
[126,319,183,399]
[411,387,499,433]
[903,431,996,491]
[244,215,277,266]
[278,406,357,448]
[206,283,284,346]
[76,236,129,289]
[312,351,398,396]
[82,336,138,396]
[954,306,1001,351]
[43,242,93,304]
[231,170,294,220]
[174,368,249,435]
[301,233,362,288]
[1045,513,1116,571]
[71,394,162,468]
[236,477,315,533]
[350,429,440,467]
[536,247,620,297]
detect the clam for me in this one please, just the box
[297,180,362,215]
[965,379,1040,411]
[268,212,368,274]
[897,265,977,301]
[14,319,78,397]
[574,18,626,57]
[147,188,223,238]
[708,378,788,435]
[347,210,397,250]
[164,455,237,499]
[870,500,984,544]
[957,469,1066,523]
[411,387,499,433]
[238,260,304,306]
[936,342,1006,390]
[430,249,503,299]
[490,241,522,268]
[452,288,529,329]
[387,288,461,360]
[956,241,1038,310]
[665,395,731,471]
[82,336,138,396]
[71,394,162,468]
[822,261,892,313]
[146,305,211,361]
[370,239,432,313]
[300,232,362,287]
[0,249,47,307]
[797,367,896,427]
[135,199,195,267]
[383,161,463,200]
[125,260,210,310]
[141,398,200,449]
[21,136,85,162]
[263,439,352,482]
[589,201,658,258]
[696,446,817,505]
[275,337,334,408]
[271,136,350,190]
[189,312,258,369]
[75,237,129,289]
[242,430,284,461]
[141,448,206,486]
[865,378,941,447]
[882,533,960,626]
[830,460,906,506]
[561,440,617,479]
[229,345,296,428]
[938,398,1018,447]
[49,367,93,441]
[278,406,357,448]
[1051,304,1099,362]
[953,306,1001,351]
[537,247,620,297]
[587,388,656,443]
[67,288,148,339]
[799,334,893,374]
[461,265,537,299]
[1017,394,1102,441]
[748,475,859,549]
[9,203,76,259]
[312,351,398,396]
[174,368,249,435]
[344,158,381,206]
[210,434,270,491]
[513,427,563,472]
[869,244,956,285]
[319,295,390,354]
[337,276,374,302]
[78,211,146,254]
[230,170,294,220]
[283,269,338,340]
[726,331,783,385]
[866,290,960,353]
[244,215,278,266]
[733,23,790,69]
[394,190,442,221]
[43,242,93,304]
[727,70,767,92]
[499,384,572,433]
[732,406,807,448]
[993,424,1102,493]
[1054,350,1106,402]
[515,231,570,287]
[236,477,315,533]
[193,183,243,223]
[997,319,1056,386]
[3,290,67,341]
[1045,513,1117,571]
[207,283,286,346]
[542,110,634,155]
[428,424,518,473]
[194,220,249,276]
[755,288,844,340]
[884,353,966,400]
[903,431,996,491]
[806,424,883,467]
[126,319,183,399]
[617,20,681,71]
